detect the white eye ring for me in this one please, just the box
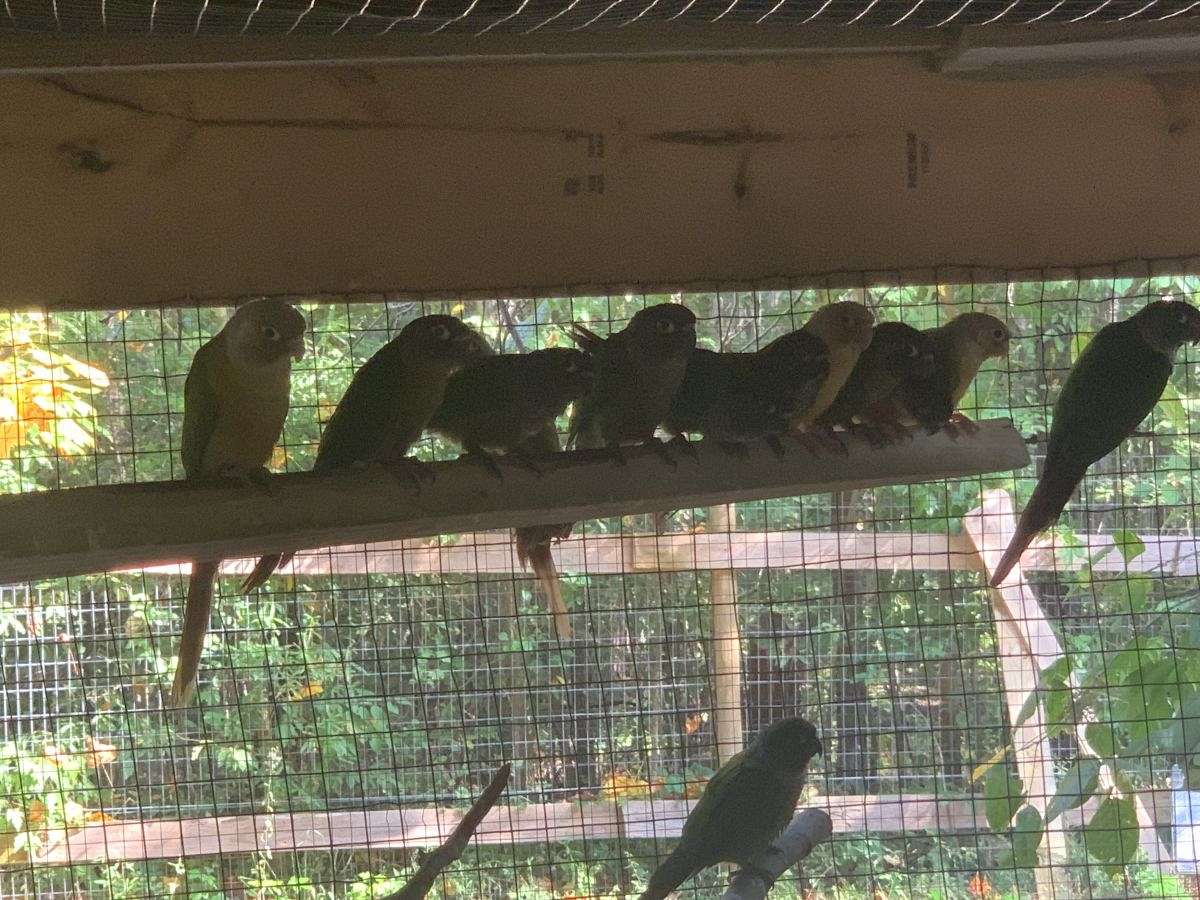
[1179,311,1190,325]
[263,325,280,341]
[566,361,578,373]
[435,324,451,340]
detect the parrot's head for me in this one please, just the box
[527,348,596,403]
[872,321,936,379]
[756,716,823,772]
[628,303,697,358]
[1135,300,1200,356]
[227,299,307,365]
[803,302,875,355]
[949,312,1010,361]
[400,315,490,372]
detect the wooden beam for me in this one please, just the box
[0,420,1028,584]
[708,504,744,766]
[964,489,1171,875]
[4,52,1200,310]
[31,794,988,865]
[134,526,1200,579]
[962,494,1070,897]
[938,21,1200,79]
[0,29,946,77]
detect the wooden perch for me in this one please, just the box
[0,420,1027,583]
[719,809,834,900]
[382,763,511,900]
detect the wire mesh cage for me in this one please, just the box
[3,0,1198,38]
[2,271,1200,898]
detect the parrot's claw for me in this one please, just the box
[604,445,629,467]
[390,458,435,487]
[645,439,679,470]
[764,434,787,460]
[504,451,545,477]
[943,412,980,440]
[460,449,504,481]
[218,466,275,496]
[666,434,699,462]
[719,440,752,460]
[792,428,847,456]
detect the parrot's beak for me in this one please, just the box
[288,336,307,361]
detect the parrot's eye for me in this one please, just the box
[992,328,1006,341]
[656,321,676,334]
[263,325,280,341]
[434,325,451,341]
[1179,311,1190,325]
[566,361,578,373]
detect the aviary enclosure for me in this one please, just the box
[2,9,1200,900]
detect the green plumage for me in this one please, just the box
[568,304,697,451]
[641,717,822,900]
[665,330,829,446]
[990,300,1200,586]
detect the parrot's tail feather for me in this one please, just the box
[515,526,572,640]
[640,848,700,900]
[240,552,293,594]
[170,560,219,708]
[989,468,1083,587]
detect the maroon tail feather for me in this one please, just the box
[170,560,219,707]
[989,466,1084,587]
[515,525,573,640]
[240,552,294,594]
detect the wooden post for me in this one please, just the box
[963,489,1170,886]
[709,503,744,766]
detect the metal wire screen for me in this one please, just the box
[2,272,1199,898]
[3,0,1198,37]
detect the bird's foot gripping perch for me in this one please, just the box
[942,412,980,440]
[389,456,437,487]
[218,466,276,496]
[502,449,545,477]
[792,426,848,456]
[459,448,505,481]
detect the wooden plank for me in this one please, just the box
[708,504,744,765]
[964,489,1171,875]
[2,55,1199,311]
[962,495,1070,898]
[0,419,1028,584]
[130,526,1200,580]
[31,795,990,865]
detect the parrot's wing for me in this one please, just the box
[666,349,726,434]
[314,349,413,470]
[677,752,784,865]
[1046,322,1174,468]
[180,341,223,479]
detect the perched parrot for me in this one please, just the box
[780,302,875,429]
[664,328,829,457]
[428,347,595,477]
[428,348,596,639]
[171,298,307,706]
[567,303,698,461]
[239,314,487,594]
[817,321,936,443]
[990,299,1200,587]
[891,312,1010,436]
[640,716,824,900]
